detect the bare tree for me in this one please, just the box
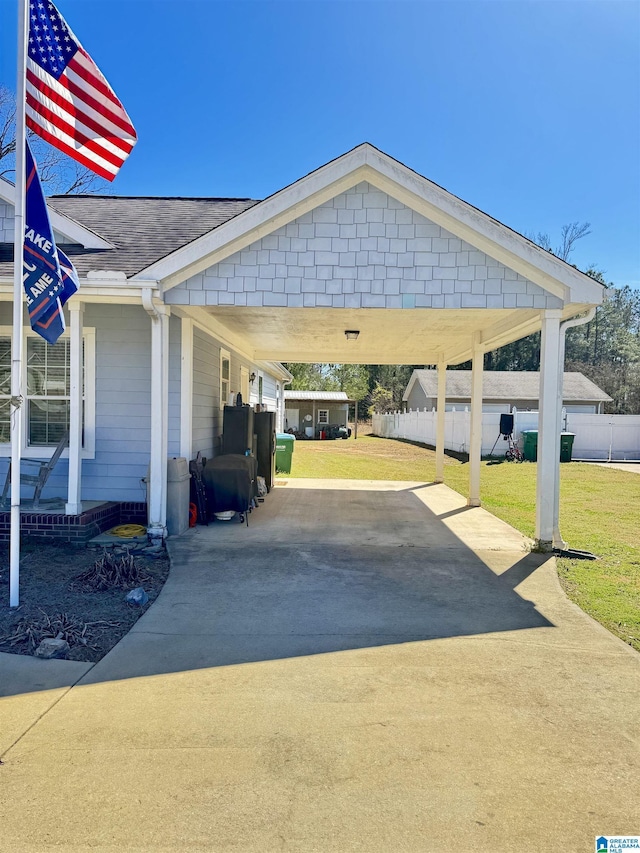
[0,86,107,195]
[527,221,591,262]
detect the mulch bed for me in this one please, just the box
[0,537,170,663]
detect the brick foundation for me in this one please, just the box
[0,502,147,545]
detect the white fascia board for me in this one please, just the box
[0,179,113,249]
[256,361,294,382]
[359,148,603,305]
[402,371,420,402]
[0,282,153,303]
[134,141,604,306]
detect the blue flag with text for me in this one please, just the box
[23,140,79,344]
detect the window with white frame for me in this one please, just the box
[318,409,329,424]
[0,328,95,454]
[220,348,230,406]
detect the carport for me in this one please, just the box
[134,143,605,548]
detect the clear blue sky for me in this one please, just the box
[2,0,639,286]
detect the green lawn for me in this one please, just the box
[285,434,640,652]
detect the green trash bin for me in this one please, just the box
[560,432,575,462]
[522,430,576,462]
[275,433,295,474]
[522,430,538,462]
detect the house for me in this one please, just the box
[0,143,606,550]
[403,369,612,414]
[284,390,352,437]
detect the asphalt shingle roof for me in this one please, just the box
[407,370,612,402]
[0,195,259,278]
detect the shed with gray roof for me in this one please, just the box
[284,390,353,437]
[403,369,612,414]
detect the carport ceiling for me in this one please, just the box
[205,304,588,365]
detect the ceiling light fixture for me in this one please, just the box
[344,330,360,340]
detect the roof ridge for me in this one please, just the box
[49,195,260,202]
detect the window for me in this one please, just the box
[318,409,329,424]
[0,328,95,456]
[220,349,230,406]
[258,374,263,405]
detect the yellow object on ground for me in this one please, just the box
[108,524,147,538]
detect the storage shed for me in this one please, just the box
[284,390,352,438]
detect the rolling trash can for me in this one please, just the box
[166,457,191,536]
[522,430,538,462]
[521,430,576,463]
[275,433,295,474]
[560,432,576,462]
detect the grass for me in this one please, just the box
[286,434,640,652]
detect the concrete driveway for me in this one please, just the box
[1,480,639,852]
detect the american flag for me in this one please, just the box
[26,0,137,182]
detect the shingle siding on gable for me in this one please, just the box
[166,183,563,310]
[0,202,13,243]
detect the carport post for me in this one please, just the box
[354,400,358,439]
[435,359,446,482]
[468,334,483,507]
[143,290,170,538]
[535,309,563,549]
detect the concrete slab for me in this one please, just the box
[0,652,93,753]
[0,480,638,852]
[589,461,640,474]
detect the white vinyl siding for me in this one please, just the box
[192,327,219,459]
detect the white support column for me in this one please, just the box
[468,334,484,507]
[179,317,193,462]
[535,309,563,549]
[65,301,84,515]
[435,359,446,483]
[146,298,170,539]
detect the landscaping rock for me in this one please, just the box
[35,638,70,659]
[125,587,149,606]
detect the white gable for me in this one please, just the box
[166,183,562,311]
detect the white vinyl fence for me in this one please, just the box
[372,409,640,462]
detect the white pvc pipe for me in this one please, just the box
[9,0,28,607]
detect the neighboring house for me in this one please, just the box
[403,370,612,414]
[284,391,351,437]
[0,142,605,548]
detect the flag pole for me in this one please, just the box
[10,0,28,607]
